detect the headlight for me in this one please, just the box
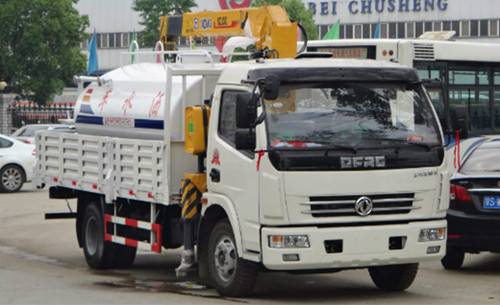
[419,227,446,242]
[269,235,310,248]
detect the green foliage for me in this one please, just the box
[0,0,88,104]
[252,0,318,40]
[133,0,197,47]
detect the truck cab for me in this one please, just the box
[201,58,448,294]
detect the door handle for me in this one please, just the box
[209,168,220,183]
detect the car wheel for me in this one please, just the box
[369,263,419,291]
[0,165,25,193]
[441,247,465,270]
[81,202,116,269]
[207,219,257,297]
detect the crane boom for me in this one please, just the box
[160,5,298,58]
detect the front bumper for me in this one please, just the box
[261,220,446,271]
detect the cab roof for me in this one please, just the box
[218,58,419,85]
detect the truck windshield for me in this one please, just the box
[264,82,442,150]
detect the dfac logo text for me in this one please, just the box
[308,0,449,16]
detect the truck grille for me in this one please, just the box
[302,193,419,217]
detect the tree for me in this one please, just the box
[133,0,197,47]
[252,0,318,40]
[0,0,88,105]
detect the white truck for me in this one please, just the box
[35,55,449,297]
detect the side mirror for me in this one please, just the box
[235,130,256,151]
[449,105,469,139]
[263,75,280,100]
[235,92,257,129]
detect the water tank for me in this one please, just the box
[74,63,207,141]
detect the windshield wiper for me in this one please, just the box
[368,138,442,151]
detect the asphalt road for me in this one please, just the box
[0,185,499,305]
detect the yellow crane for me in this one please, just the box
[160,5,300,58]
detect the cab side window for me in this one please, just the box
[218,91,238,145]
[218,91,254,158]
[0,138,13,149]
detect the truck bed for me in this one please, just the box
[35,131,170,204]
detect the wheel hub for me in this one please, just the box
[214,235,236,283]
[2,168,22,191]
[85,216,99,256]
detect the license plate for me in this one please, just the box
[483,196,500,209]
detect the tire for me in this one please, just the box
[113,244,137,269]
[441,247,465,270]
[369,263,419,292]
[207,219,257,297]
[0,165,25,193]
[81,203,116,269]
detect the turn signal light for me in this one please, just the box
[450,184,472,202]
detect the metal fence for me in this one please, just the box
[8,101,74,129]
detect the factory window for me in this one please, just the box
[345,24,353,39]
[320,25,328,38]
[407,22,415,38]
[480,20,489,37]
[424,22,433,32]
[470,20,479,37]
[415,22,423,37]
[96,34,102,48]
[452,21,460,36]
[490,20,499,36]
[461,20,470,37]
[354,24,362,39]
[115,33,122,48]
[109,33,115,48]
[381,23,388,38]
[442,21,451,31]
[388,23,396,39]
[101,33,109,48]
[363,24,371,39]
[433,22,441,32]
[122,33,130,48]
[397,23,405,38]
[340,25,346,39]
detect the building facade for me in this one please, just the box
[75,0,500,69]
[308,0,500,42]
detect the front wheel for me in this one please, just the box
[369,263,419,291]
[207,220,257,297]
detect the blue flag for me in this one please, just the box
[87,30,99,75]
[373,22,381,39]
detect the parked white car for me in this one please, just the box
[0,134,36,192]
[11,124,75,144]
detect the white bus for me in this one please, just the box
[307,37,500,143]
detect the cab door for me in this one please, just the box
[206,88,260,253]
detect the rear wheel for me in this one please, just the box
[207,220,257,297]
[369,263,419,291]
[0,165,25,193]
[441,247,465,270]
[81,203,116,269]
